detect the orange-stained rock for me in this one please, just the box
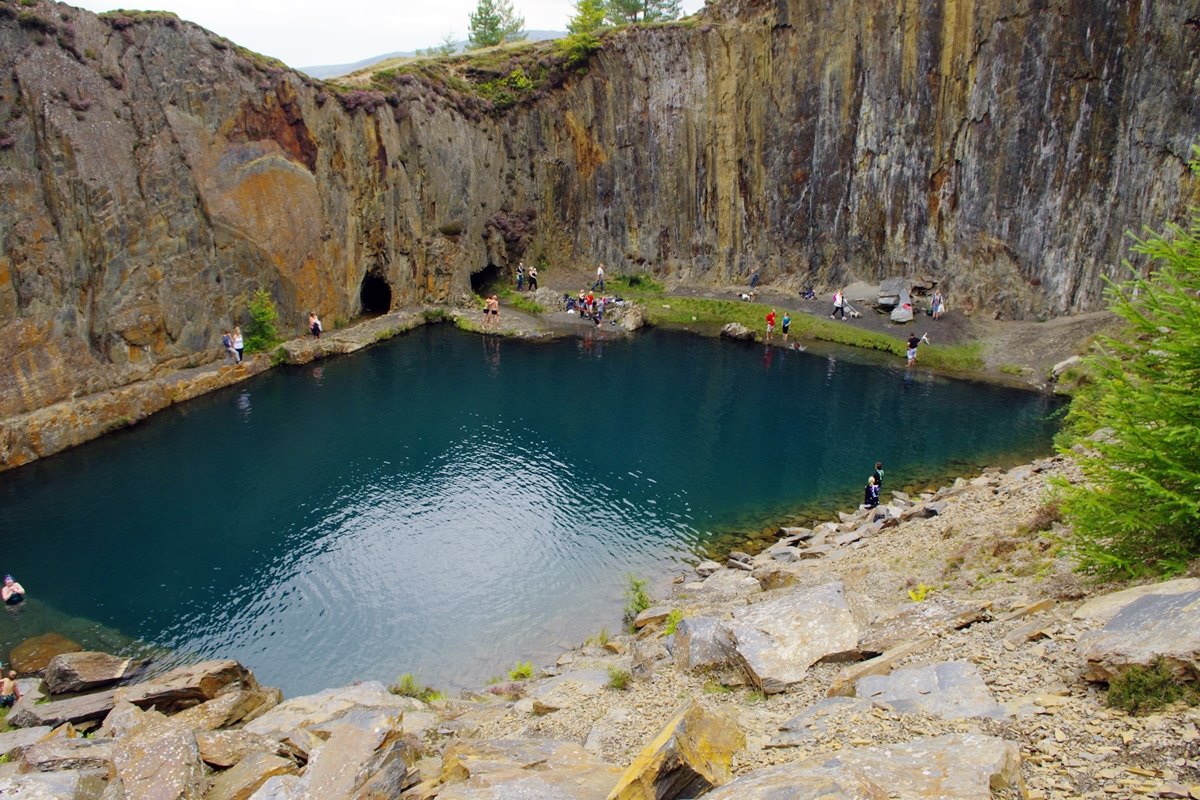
[10,633,83,674]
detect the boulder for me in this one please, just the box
[99,703,163,739]
[719,322,754,341]
[689,569,761,598]
[17,738,115,773]
[668,617,733,672]
[171,688,280,733]
[618,304,647,332]
[9,691,117,729]
[1051,355,1082,378]
[1072,578,1200,625]
[43,652,138,695]
[242,682,423,742]
[0,726,53,759]
[855,661,1007,719]
[303,722,418,799]
[111,720,206,800]
[114,660,258,715]
[0,769,108,799]
[607,701,744,800]
[205,752,296,800]
[725,582,863,694]
[196,730,290,769]
[630,638,670,680]
[705,734,1023,799]
[1079,589,1200,682]
[9,634,83,674]
[858,599,992,654]
[694,560,723,578]
[633,606,673,629]
[428,739,621,800]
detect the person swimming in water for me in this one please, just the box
[2,575,25,606]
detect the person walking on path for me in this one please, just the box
[781,312,791,343]
[309,312,323,338]
[232,326,244,363]
[765,309,777,342]
[221,330,238,363]
[593,263,605,291]
[516,261,525,292]
[831,289,846,320]
[528,265,538,292]
[873,461,884,490]
[906,332,928,367]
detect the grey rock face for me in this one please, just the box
[43,652,138,695]
[669,616,734,672]
[855,661,1008,720]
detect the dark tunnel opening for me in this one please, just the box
[470,263,503,295]
[360,272,393,315]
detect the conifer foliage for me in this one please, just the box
[467,0,526,49]
[604,0,682,25]
[1056,146,1200,577]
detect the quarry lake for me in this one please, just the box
[0,325,1062,696]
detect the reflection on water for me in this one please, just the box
[0,327,1062,695]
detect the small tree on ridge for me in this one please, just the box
[468,0,526,49]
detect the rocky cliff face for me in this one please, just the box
[0,0,1196,418]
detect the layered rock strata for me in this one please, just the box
[1,0,1196,422]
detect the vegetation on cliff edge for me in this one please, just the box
[1054,145,1200,578]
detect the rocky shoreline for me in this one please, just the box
[3,456,1198,799]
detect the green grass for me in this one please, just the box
[607,666,631,690]
[501,289,545,314]
[703,681,733,695]
[389,673,446,703]
[623,575,652,626]
[586,626,611,646]
[999,363,1025,375]
[604,277,984,371]
[1106,658,1199,715]
[663,608,683,636]
[508,661,534,680]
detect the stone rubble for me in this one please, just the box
[4,456,1200,798]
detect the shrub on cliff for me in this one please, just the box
[244,289,281,353]
[1054,146,1200,577]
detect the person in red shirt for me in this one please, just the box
[765,309,777,342]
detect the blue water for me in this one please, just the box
[0,326,1061,695]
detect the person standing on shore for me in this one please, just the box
[907,332,928,366]
[221,330,238,363]
[931,290,945,320]
[873,461,884,490]
[863,476,880,509]
[528,265,538,292]
[781,312,791,343]
[516,261,525,292]
[309,312,323,338]
[594,263,605,291]
[232,326,244,363]
[765,309,777,342]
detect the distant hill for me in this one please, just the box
[300,31,566,80]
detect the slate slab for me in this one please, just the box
[1079,589,1200,682]
[855,661,1007,720]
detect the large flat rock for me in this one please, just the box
[705,734,1023,799]
[855,661,1007,719]
[111,720,206,800]
[242,681,422,741]
[43,652,139,695]
[1073,578,1200,625]
[1079,589,1200,682]
[725,582,863,694]
[8,690,116,729]
[429,739,622,800]
[0,726,52,758]
[858,599,991,654]
[0,769,108,799]
[114,659,258,715]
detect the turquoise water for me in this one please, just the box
[0,326,1061,695]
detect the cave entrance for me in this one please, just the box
[470,263,503,295]
[360,272,393,315]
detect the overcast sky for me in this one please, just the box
[70,0,707,69]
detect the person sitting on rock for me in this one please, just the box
[2,575,24,605]
[863,476,880,509]
[0,670,19,707]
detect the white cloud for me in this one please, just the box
[69,0,706,69]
